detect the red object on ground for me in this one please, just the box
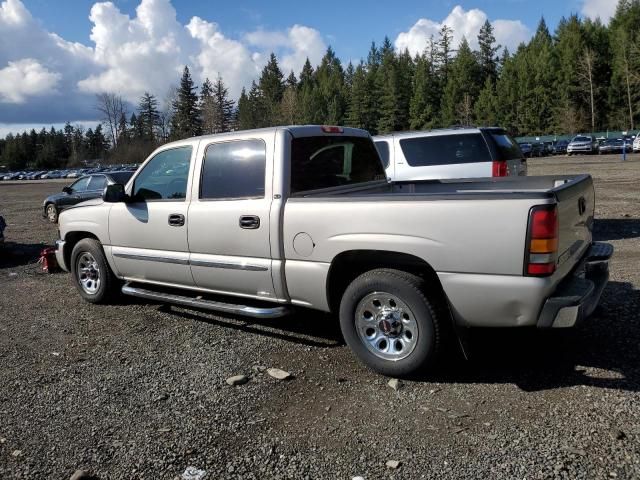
[39,247,59,273]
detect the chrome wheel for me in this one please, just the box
[76,252,101,294]
[355,291,419,361]
[46,204,57,222]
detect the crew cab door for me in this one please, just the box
[187,134,277,300]
[108,145,195,286]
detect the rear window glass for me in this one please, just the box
[109,171,133,185]
[399,133,491,167]
[291,136,386,194]
[490,133,524,160]
[374,141,390,168]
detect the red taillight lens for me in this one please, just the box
[492,160,508,177]
[321,126,344,134]
[530,207,558,239]
[526,205,559,276]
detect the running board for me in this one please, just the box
[121,284,291,319]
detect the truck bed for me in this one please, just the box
[296,174,591,201]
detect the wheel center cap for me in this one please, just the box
[377,310,402,337]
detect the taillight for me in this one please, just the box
[526,205,558,276]
[492,160,508,177]
[321,126,344,134]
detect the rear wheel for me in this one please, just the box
[70,238,119,303]
[46,203,58,223]
[339,268,441,377]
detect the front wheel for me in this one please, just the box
[339,269,441,377]
[70,238,119,303]
[46,203,58,223]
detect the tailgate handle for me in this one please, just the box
[239,215,260,229]
[578,197,586,216]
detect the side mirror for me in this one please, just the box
[103,183,126,203]
[62,186,72,194]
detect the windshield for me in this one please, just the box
[573,136,592,142]
[291,136,386,194]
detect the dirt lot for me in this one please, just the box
[0,155,639,479]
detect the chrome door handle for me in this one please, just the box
[239,215,260,229]
[168,214,185,227]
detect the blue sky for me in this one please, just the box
[23,0,590,60]
[0,0,616,137]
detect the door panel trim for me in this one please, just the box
[113,252,189,265]
[189,259,268,271]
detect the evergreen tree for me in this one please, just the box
[236,87,254,130]
[409,53,438,130]
[211,75,235,133]
[477,20,500,82]
[258,53,285,124]
[200,77,215,134]
[138,92,161,141]
[437,25,454,85]
[171,66,202,139]
[441,37,481,126]
[474,77,499,125]
[315,46,346,124]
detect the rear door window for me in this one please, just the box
[87,175,107,191]
[200,139,266,199]
[399,133,491,167]
[70,177,90,192]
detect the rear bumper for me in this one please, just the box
[537,242,613,328]
[55,239,69,272]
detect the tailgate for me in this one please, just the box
[552,175,594,273]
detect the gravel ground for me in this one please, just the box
[0,155,639,479]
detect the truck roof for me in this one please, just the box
[184,125,371,143]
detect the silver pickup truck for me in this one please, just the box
[55,126,612,376]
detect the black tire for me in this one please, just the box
[339,268,441,377]
[70,238,119,304]
[45,203,58,223]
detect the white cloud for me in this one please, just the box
[0,58,61,102]
[395,5,531,56]
[0,0,327,130]
[581,0,617,24]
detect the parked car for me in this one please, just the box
[2,172,23,180]
[0,214,5,243]
[518,142,533,157]
[54,125,611,377]
[530,142,545,157]
[598,138,632,154]
[543,141,555,156]
[567,135,598,155]
[373,127,527,180]
[553,140,569,155]
[42,171,134,223]
[26,171,45,180]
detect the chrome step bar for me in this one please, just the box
[121,283,290,319]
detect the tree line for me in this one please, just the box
[2,0,640,170]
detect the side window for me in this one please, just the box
[374,141,390,168]
[87,175,107,191]
[70,177,90,192]
[200,139,266,199]
[133,146,193,201]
